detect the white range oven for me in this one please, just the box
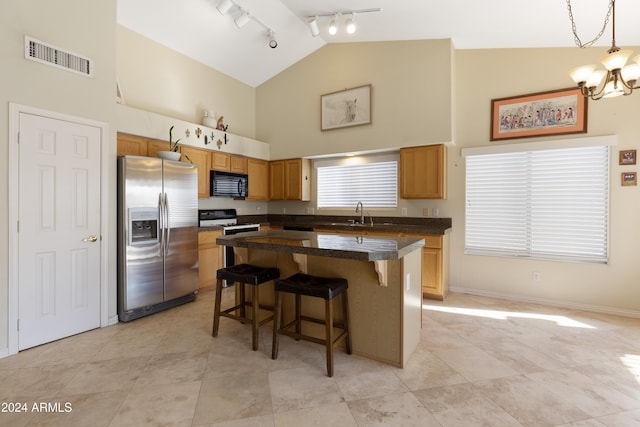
[198,209,260,282]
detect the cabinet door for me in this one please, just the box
[211,152,230,171]
[230,155,248,173]
[284,159,302,200]
[269,160,285,200]
[247,158,269,200]
[117,133,148,157]
[421,247,443,299]
[400,144,446,199]
[198,231,222,287]
[148,139,171,158]
[180,146,211,199]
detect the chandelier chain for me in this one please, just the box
[566,0,613,48]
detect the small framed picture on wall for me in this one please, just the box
[619,149,636,165]
[621,172,637,186]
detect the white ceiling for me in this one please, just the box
[117,0,640,87]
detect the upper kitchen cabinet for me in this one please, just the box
[270,158,311,201]
[180,146,211,199]
[400,144,447,199]
[247,158,269,200]
[230,155,248,173]
[117,133,148,157]
[211,152,230,171]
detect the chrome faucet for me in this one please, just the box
[355,201,364,224]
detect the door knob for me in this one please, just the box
[83,235,98,242]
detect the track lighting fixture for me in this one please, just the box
[308,17,320,37]
[345,13,356,34]
[268,30,277,49]
[216,0,233,15]
[234,11,250,28]
[328,15,338,36]
[306,8,379,37]
[215,0,276,49]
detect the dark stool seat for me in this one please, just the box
[271,273,352,377]
[213,264,280,351]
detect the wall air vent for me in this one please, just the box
[24,36,94,78]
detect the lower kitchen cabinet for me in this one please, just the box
[420,234,450,300]
[198,230,223,288]
[315,227,450,300]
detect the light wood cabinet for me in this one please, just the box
[147,139,171,158]
[405,233,450,300]
[117,133,148,157]
[269,158,311,201]
[400,144,446,199]
[198,230,223,288]
[247,158,269,200]
[230,155,248,173]
[180,146,211,199]
[211,152,230,171]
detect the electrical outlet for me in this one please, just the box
[282,207,286,214]
[402,208,408,216]
[431,208,439,217]
[532,271,541,281]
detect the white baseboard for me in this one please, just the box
[107,315,119,326]
[449,286,640,319]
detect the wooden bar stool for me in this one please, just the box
[271,273,351,377]
[212,264,280,351]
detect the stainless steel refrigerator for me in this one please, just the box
[117,155,199,322]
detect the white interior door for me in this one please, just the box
[18,112,101,350]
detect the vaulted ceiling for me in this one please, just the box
[117,0,640,87]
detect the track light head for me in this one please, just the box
[308,17,320,37]
[346,13,356,34]
[328,16,338,36]
[234,12,250,28]
[216,0,233,15]
[268,30,278,48]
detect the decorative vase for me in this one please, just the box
[157,151,182,161]
[202,110,217,128]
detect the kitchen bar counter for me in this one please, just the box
[216,230,424,261]
[216,230,423,368]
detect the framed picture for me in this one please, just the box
[321,84,371,131]
[490,87,587,141]
[619,149,637,165]
[621,172,637,186]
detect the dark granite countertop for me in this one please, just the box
[237,214,452,235]
[216,230,425,261]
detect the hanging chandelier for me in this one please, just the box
[567,0,640,99]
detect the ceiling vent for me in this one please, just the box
[24,36,94,78]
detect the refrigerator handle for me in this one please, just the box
[158,192,165,257]
[164,192,171,255]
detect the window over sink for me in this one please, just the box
[316,156,398,208]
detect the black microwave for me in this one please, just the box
[210,170,248,198]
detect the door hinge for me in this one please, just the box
[17,131,20,144]
[17,319,19,331]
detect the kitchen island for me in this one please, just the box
[216,230,424,367]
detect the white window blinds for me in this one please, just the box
[317,161,398,208]
[465,145,609,263]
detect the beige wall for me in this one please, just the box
[451,47,640,314]
[257,41,640,314]
[256,40,454,160]
[0,0,117,353]
[116,26,256,138]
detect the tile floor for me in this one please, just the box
[2,288,640,426]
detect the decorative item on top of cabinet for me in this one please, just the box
[247,158,269,200]
[269,158,311,201]
[400,144,446,199]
